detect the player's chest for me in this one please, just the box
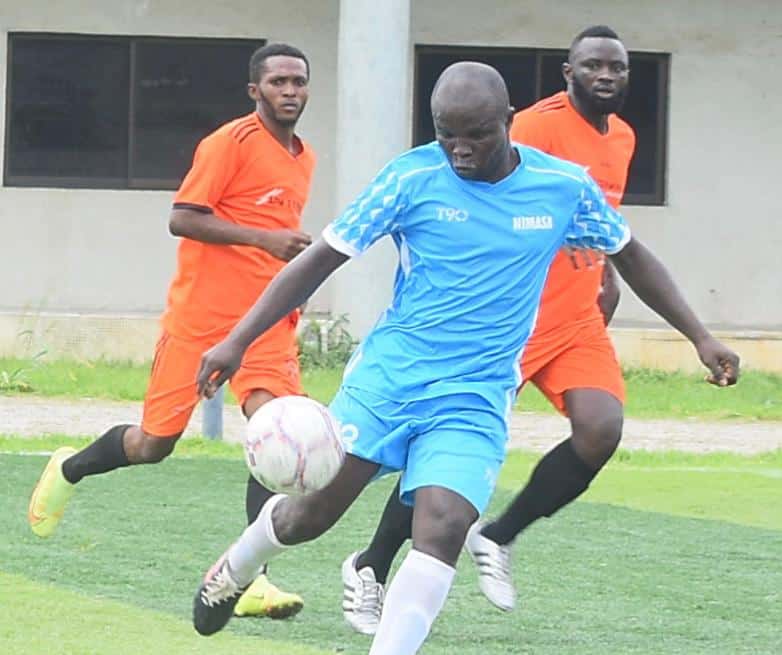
[406,191,569,260]
[224,157,313,215]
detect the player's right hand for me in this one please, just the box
[695,336,740,387]
[196,338,245,398]
[256,229,312,261]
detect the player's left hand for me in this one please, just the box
[566,247,599,270]
[695,336,740,387]
[196,338,245,398]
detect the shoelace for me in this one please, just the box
[356,574,384,618]
[201,565,241,607]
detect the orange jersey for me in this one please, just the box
[510,91,635,333]
[163,112,315,340]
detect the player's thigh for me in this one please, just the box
[329,386,415,476]
[532,324,625,415]
[230,312,302,408]
[141,331,205,437]
[279,452,380,543]
[403,401,506,517]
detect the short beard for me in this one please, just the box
[257,90,306,128]
[571,75,628,115]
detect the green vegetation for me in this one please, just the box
[2,355,780,420]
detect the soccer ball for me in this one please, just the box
[244,395,345,495]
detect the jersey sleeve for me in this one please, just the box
[173,131,241,211]
[322,162,406,257]
[564,174,632,254]
[509,111,552,151]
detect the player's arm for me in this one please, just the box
[598,259,621,325]
[196,158,407,396]
[197,238,347,395]
[171,131,310,261]
[608,238,738,385]
[566,180,739,386]
[169,208,310,262]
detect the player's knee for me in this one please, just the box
[275,494,341,544]
[135,434,178,463]
[572,410,623,461]
[414,506,473,564]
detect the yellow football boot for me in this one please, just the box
[28,446,77,538]
[234,574,304,619]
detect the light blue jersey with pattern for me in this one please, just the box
[323,142,630,420]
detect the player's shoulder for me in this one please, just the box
[203,112,262,147]
[520,145,589,185]
[514,92,570,125]
[383,141,449,182]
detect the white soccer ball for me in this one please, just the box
[244,395,345,495]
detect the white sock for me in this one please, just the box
[368,549,456,655]
[227,493,289,585]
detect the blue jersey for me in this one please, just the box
[323,142,630,413]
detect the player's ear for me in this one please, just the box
[247,83,260,102]
[562,62,573,85]
[505,106,515,129]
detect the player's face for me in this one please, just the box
[248,55,309,127]
[564,37,629,115]
[434,109,513,182]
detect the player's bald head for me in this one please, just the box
[431,62,511,123]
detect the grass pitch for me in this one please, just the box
[2,440,780,654]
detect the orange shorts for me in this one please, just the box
[141,313,301,437]
[520,318,625,416]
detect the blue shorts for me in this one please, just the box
[329,386,508,513]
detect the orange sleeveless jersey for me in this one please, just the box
[510,91,635,333]
[162,112,316,340]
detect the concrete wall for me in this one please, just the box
[2,0,781,368]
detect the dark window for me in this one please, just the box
[414,45,669,205]
[4,33,263,190]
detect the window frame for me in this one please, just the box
[413,44,670,206]
[3,32,264,191]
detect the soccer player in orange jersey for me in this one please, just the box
[339,26,682,632]
[28,43,314,619]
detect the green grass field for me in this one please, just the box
[2,438,780,654]
[2,356,781,420]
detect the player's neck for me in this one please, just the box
[567,91,609,135]
[255,109,302,155]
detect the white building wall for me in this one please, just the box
[0,0,339,316]
[1,0,781,366]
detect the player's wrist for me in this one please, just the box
[249,229,270,250]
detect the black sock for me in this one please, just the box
[245,474,275,524]
[481,437,598,546]
[61,424,132,484]
[355,479,413,584]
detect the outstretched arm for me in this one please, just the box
[609,237,739,385]
[197,238,349,395]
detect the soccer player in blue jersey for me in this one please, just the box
[190,62,738,653]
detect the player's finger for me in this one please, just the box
[196,358,213,395]
[567,247,581,270]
